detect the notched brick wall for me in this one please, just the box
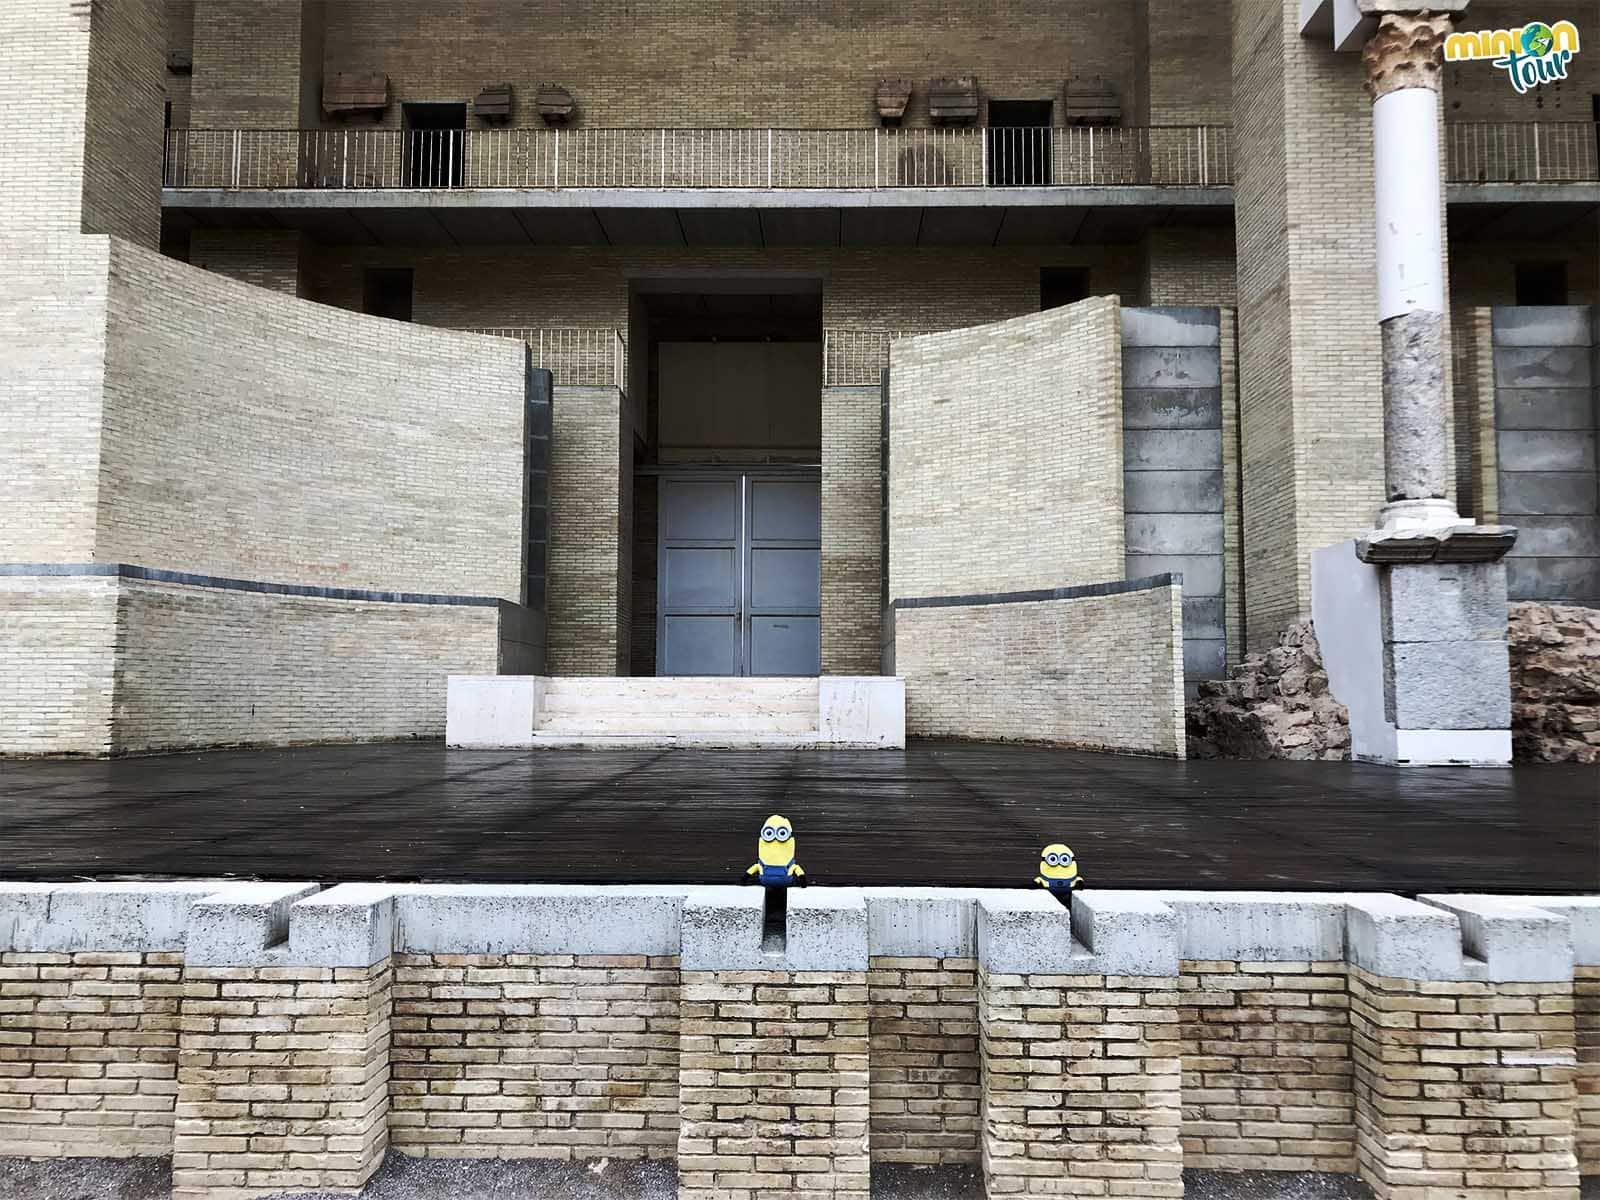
[868,956,980,1166]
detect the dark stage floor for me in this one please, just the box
[1,742,1596,892]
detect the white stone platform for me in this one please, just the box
[446,675,906,749]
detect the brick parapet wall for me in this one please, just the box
[388,953,681,1160]
[1578,965,1599,1174]
[868,955,980,1165]
[1179,959,1355,1172]
[892,581,1185,755]
[1349,964,1580,1200]
[171,961,392,1200]
[679,969,871,1200]
[0,951,183,1158]
[979,968,1185,1198]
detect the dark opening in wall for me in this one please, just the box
[987,99,1054,187]
[1040,267,1090,310]
[1515,262,1569,306]
[362,268,414,322]
[402,102,466,187]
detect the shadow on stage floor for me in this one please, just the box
[1,741,1595,892]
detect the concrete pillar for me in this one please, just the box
[678,889,871,1200]
[173,885,393,1199]
[1346,896,1581,1200]
[977,892,1183,1198]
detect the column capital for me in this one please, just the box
[1363,11,1455,98]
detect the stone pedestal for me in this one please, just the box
[977,893,1183,1198]
[677,889,871,1200]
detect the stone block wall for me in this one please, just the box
[890,578,1186,756]
[4,884,1598,1200]
[888,300,1124,603]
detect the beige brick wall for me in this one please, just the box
[172,962,392,1200]
[189,0,309,128]
[1141,0,1233,126]
[868,956,980,1166]
[679,969,870,1200]
[980,967,1184,1198]
[1231,0,1384,651]
[1450,307,1499,522]
[0,577,119,757]
[1179,960,1355,1172]
[888,300,1125,602]
[1349,965,1581,1200]
[187,231,305,297]
[550,386,626,675]
[821,386,883,676]
[1578,965,1599,1175]
[319,1,1144,131]
[892,583,1185,756]
[0,951,183,1158]
[1449,239,1600,309]
[1143,228,1238,307]
[389,953,681,1160]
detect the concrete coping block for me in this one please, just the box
[0,881,238,953]
[289,883,398,968]
[681,886,868,972]
[392,884,692,957]
[1346,893,1469,981]
[1418,895,1575,983]
[978,890,1082,974]
[1138,890,1349,963]
[862,887,990,958]
[184,883,321,967]
[1070,891,1181,976]
[1495,896,1600,965]
[446,675,543,749]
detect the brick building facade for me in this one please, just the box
[2,0,1597,753]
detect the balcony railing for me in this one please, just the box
[1446,122,1599,183]
[163,126,1234,191]
[470,327,627,389]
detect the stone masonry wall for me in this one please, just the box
[1179,961,1355,1172]
[678,969,871,1200]
[888,300,1124,602]
[0,951,184,1158]
[388,953,681,1161]
[1509,602,1600,765]
[868,956,979,1166]
[892,581,1185,756]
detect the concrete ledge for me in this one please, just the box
[1070,891,1181,976]
[863,887,990,958]
[1346,893,1464,979]
[1140,890,1348,962]
[184,883,321,967]
[1497,895,1600,963]
[681,886,868,972]
[393,884,691,957]
[818,676,905,748]
[0,881,236,952]
[446,675,542,748]
[977,890,1080,974]
[1418,894,1575,982]
[290,883,397,968]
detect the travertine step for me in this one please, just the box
[527,732,836,750]
[531,677,822,743]
[535,714,817,736]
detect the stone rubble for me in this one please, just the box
[1508,602,1600,765]
[1186,620,1351,761]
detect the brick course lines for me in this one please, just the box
[0,951,184,1158]
[678,970,870,1200]
[868,956,981,1166]
[388,954,681,1161]
[1178,960,1356,1173]
[549,386,626,676]
[1349,965,1581,1200]
[1577,965,1599,1175]
[188,231,305,297]
[979,969,1185,1199]
[171,962,392,1200]
[821,386,884,676]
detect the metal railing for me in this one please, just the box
[823,329,923,387]
[1446,122,1599,183]
[163,126,1234,191]
[471,327,627,389]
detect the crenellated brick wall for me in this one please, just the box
[1578,966,1600,1174]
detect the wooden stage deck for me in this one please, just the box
[1,742,1595,892]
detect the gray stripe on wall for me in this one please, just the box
[0,563,502,607]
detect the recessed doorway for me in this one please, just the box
[402,102,466,187]
[988,99,1054,187]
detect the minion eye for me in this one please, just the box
[761,826,776,841]
[1061,852,1074,864]
[1045,852,1060,866]
[775,827,791,842]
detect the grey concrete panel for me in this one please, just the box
[1123,428,1223,470]
[1123,346,1222,389]
[1183,595,1226,641]
[762,209,845,246]
[1120,306,1221,348]
[1124,512,1225,556]
[0,882,236,953]
[1382,561,1509,644]
[1122,388,1223,430]
[1494,387,1597,431]
[1125,891,1349,962]
[1184,638,1227,680]
[676,207,764,247]
[1345,894,1466,981]
[1506,556,1600,604]
[1498,431,1596,473]
[1504,516,1600,558]
[1388,641,1512,729]
[1498,472,1598,517]
[1123,469,1224,514]
[917,208,1004,245]
[1125,553,1223,597]
[1494,345,1592,390]
[1492,306,1596,348]
[1418,895,1574,983]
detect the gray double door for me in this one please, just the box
[657,471,821,677]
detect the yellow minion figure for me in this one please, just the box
[747,814,805,887]
[1034,843,1082,897]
